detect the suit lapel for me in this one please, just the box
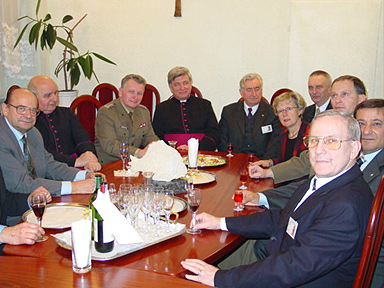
[235,102,245,134]
[363,149,384,188]
[252,103,267,134]
[0,116,25,161]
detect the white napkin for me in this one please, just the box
[130,140,187,181]
[93,187,143,245]
[187,138,199,168]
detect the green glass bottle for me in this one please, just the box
[89,175,102,240]
[93,182,115,253]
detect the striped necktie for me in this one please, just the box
[247,108,253,120]
[21,135,37,179]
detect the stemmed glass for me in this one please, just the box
[28,194,49,242]
[140,190,153,233]
[163,190,175,232]
[227,143,234,157]
[119,142,129,172]
[186,188,202,235]
[233,190,244,211]
[239,169,248,190]
[109,183,118,207]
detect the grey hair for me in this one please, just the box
[239,73,263,89]
[121,74,146,88]
[272,91,307,112]
[313,110,360,141]
[309,70,332,88]
[167,66,193,85]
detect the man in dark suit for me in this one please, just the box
[153,66,219,151]
[28,76,101,172]
[302,70,333,123]
[218,73,281,160]
[0,89,98,198]
[181,111,372,287]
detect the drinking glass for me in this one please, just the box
[109,183,118,207]
[140,190,153,233]
[248,153,256,164]
[186,188,202,235]
[233,190,244,211]
[151,191,164,235]
[163,190,175,232]
[119,142,129,171]
[227,143,234,157]
[143,171,154,188]
[168,140,178,149]
[28,194,49,242]
[239,169,248,190]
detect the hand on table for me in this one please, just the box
[181,258,218,286]
[0,223,45,245]
[28,186,52,203]
[71,179,95,194]
[193,212,221,230]
[84,161,101,172]
[75,151,98,167]
[231,190,260,206]
[248,163,274,179]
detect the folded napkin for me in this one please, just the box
[187,138,199,168]
[130,140,187,182]
[93,187,143,245]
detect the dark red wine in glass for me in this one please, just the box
[32,204,45,218]
[233,190,244,211]
[239,170,248,189]
[189,203,200,213]
[29,194,49,242]
[227,143,234,157]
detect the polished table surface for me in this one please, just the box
[3,152,273,282]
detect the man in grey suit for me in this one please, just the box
[218,73,281,160]
[0,89,98,198]
[302,70,333,123]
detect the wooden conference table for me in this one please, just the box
[3,152,273,286]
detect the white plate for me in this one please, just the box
[172,196,187,213]
[185,170,217,185]
[22,203,89,229]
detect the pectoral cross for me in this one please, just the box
[174,0,182,17]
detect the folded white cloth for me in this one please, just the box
[130,140,187,181]
[93,187,143,245]
[187,138,199,168]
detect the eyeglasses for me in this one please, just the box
[7,103,40,116]
[303,136,354,150]
[275,107,298,115]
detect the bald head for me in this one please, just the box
[28,76,59,114]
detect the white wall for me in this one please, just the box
[14,0,384,116]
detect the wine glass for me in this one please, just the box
[108,183,118,207]
[119,142,129,171]
[186,188,202,235]
[233,190,244,211]
[227,143,234,157]
[163,190,175,232]
[28,194,49,242]
[248,153,256,164]
[239,169,248,190]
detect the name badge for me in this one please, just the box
[286,217,298,239]
[261,125,273,134]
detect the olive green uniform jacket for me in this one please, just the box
[95,99,159,164]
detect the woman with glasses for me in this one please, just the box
[256,91,310,168]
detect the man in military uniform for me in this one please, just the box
[95,74,159,165]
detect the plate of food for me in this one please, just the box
[184,170,217,185]
[182,154,227,168]
[22,202,89,229]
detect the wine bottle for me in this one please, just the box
[89,175,102,240]
[93,182,115,253]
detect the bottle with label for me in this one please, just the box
[93,182,115,253]
[89,174,102,240]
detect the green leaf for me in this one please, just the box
[56,37,78,52]
[92,52,116,65]
[62,15,73,24]
[13,22,32,48]
[40,29,47,50]
[29,22,42,49]
[36,0,42,16]
[43,14,51,22]
[70,64,81,89]
[67,58,78,70]
[79,55,93,79]
[46,24,56,49]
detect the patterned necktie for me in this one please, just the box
[316,108,321,116]
[247,108,253,120]
[357,156,366,167]
[21,135,37,179]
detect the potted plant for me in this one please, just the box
[14,0,116,99]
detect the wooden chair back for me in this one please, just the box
[92,83,118,106]
[70,95,102,142]
[142,84,160,120]
[353,175,384,287]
